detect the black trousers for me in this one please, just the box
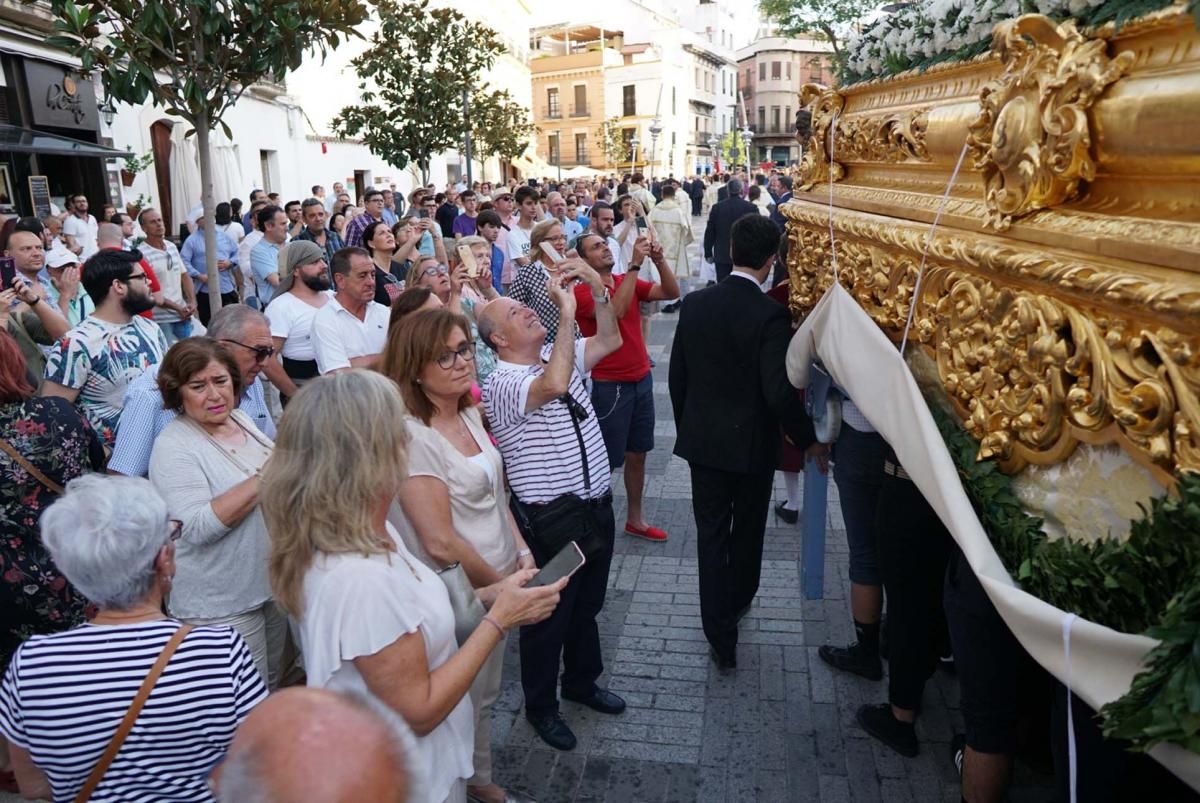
[691,196,702,216]
[689,463,774,657]
[877,469,951,711]
[196,291,240,327]
[715,262,733,282]
[513,497,615,716]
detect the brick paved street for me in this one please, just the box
[486,218,1055,802]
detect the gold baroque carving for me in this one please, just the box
[797,83,845,191]
[835,108,932,164]
[785,212,1200,480]
[966,15,1135,230]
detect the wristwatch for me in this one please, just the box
[592,287,611,304]
[28,295,40,307]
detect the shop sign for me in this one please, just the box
[24,61,99,130]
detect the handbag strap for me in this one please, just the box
[0,437,65,495]
[561,394,591,496]
[73,624,194,803]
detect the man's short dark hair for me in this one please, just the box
[590,200,613,217]
[460,190,476,201]
[730,214,781,271]
[661,184,676,199]
[514,186,537,205]
[284,200,301,214]
[434,193,446,204]
[476,210,503,229]
[632,173,645,184]
[330,246,369,277]
[301,198,324,213]
[257,204,283,231]
[748,185,761,201]
[363,188,383,203]
[81,248,141,305]
[311,184,324,195]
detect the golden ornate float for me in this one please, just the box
[786,5,1200,488]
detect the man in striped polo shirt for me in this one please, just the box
[478,261,624,753]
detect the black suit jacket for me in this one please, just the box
[669,276,816,474]
[703,196,758,265]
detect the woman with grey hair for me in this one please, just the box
[0,474,266,802]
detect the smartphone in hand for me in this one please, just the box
[539,241,565,265]
[527,541,586,588]
[457,243,479,278]
[0,257,16,291]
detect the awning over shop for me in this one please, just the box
[0,124,132,158]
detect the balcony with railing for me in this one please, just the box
[570,103,589,118]
[541,105,563,120]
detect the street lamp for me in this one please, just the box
[741,124,754,172]
[99,97,117,127]
[648,118,662,180]
[630,133,640,172]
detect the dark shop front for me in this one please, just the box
[0,52,129,216]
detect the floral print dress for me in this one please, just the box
[0,396,105,671]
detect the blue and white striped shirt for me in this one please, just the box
[108,364,276,477]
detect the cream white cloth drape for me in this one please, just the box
[168,124,201,235]
[785,283,1199,791]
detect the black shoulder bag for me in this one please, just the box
[511,393,606,566]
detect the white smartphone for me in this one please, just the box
[527,541,586,587]
[457,243,479,278]
[539,241,565,265]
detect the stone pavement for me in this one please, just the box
[485,223,1055,802]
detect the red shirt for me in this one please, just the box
[574,273,652,382]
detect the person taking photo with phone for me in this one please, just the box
[476,261,624,754]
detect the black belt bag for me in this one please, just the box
[281,357,320,381]
[510,393,608,566]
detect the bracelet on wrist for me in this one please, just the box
[482,615,506,638]
[517,548,532,558]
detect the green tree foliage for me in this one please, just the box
[593,117,629,168]
[757,0,877,64]
[334,0,528,184]
[718,130,750,170]
[42,0,367,312]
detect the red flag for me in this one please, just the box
[714,155,722,173]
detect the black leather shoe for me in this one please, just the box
[562,688,626,715]
[774,502,799,524]
[525,710,576,751]
[818,642,883,681]
[709,645,737,672]
[857,703,918,757]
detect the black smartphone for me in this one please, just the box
[635,215,647,232]
[527,541,586,588]
[418,209,429,219]
[0,256,15,291]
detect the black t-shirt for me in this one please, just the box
[436,202,458,238]
[372,260,408,306]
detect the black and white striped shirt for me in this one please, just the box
[0,620,266,802]
[483,345,611,505]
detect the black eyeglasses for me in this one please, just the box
[436,342,476,369]
[122,272,149,283]
[221,339,276,363]
[167,518,183,542]
[561,393,589,421]
[421,264,449,278]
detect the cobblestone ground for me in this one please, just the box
[486,217,1055,802]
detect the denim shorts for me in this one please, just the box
[591,373,655,469]
[832,425,888,586]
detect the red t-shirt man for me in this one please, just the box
[574,273,652,382]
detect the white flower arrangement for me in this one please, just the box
[840,0,1154,84]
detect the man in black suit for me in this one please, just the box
[702,178,758,282]
[669,214,819,670]
[769,174,793,231]
[687,177,704,217]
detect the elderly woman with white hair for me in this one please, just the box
[0,474,267,802]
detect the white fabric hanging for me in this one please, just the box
[786,283,1200,792]
[168,124,201,234]
[209,129,244,207]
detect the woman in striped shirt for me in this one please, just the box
[0,474,267,802]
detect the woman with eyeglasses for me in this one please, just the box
[0,474,267,802]
[362,219,408,306]
[507,219,586,347]
[378,310,539,803]
[148,338,286,688]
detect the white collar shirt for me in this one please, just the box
[311,296,390,374]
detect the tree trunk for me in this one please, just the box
[195,112,222,317]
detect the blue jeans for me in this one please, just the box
[159,319,194,346]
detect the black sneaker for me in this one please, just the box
[856,703,918,757]
[774,502,799,524]
[525,710,577,751]
[818,642,883,681]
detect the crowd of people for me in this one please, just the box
[0,166,1060,803]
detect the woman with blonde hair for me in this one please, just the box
[506,219,587,345]
[405,250,500,383]
[261,371,564,803]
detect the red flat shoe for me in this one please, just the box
[625,522,668,542]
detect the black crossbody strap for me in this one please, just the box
[561,394,591,496]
